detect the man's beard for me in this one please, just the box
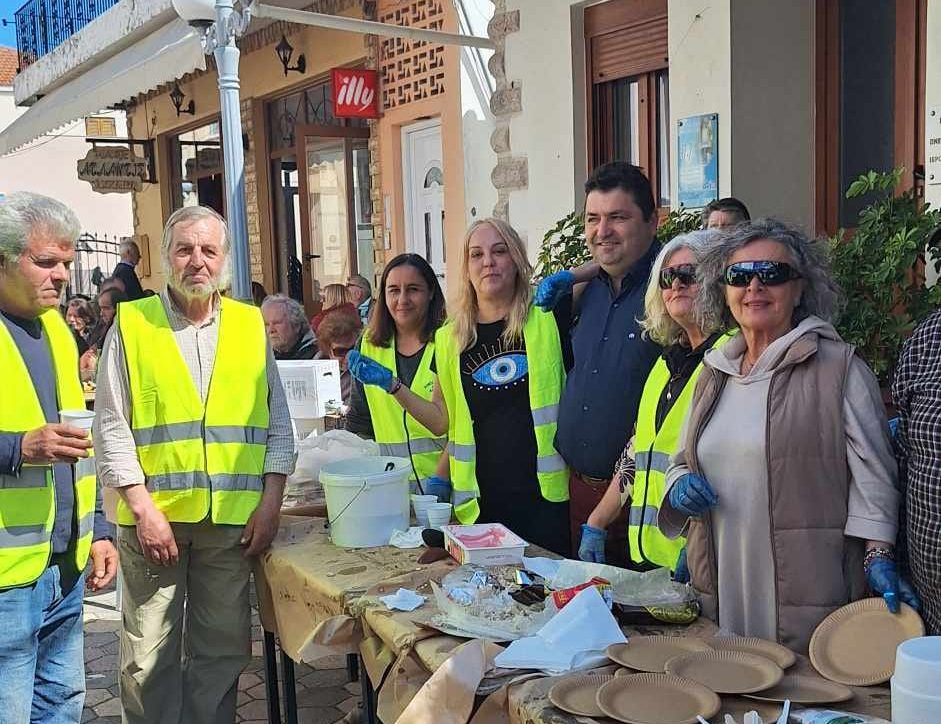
[168,262,231,300]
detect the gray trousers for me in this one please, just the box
[118,520,251,724]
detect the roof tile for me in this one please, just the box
[0,46,17,86]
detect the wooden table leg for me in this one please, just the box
[262,631,281,724]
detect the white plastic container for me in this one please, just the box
[891,636,941,724]
[320,456,410,548]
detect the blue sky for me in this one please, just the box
[0,0,19,49]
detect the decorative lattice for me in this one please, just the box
[379,0,446,109]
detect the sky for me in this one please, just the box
[0,0,19,49]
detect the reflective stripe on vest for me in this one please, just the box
[360,335,445,485]
[0,309,95,588]
[435,308,569,524]
[117,296,270,525]
[628,332,734,569]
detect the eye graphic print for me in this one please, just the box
[471,353,528,387]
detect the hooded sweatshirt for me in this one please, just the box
[660,316,899,643]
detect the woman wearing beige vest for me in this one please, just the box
[658,219,918,652]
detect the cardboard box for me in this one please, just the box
[277,359,343,419]
[442,523,527,566]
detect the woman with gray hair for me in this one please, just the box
[658,218,916,652]
[578,230,731,572]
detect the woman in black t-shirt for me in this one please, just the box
[349,219,572,554]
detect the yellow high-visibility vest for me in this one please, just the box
[116,295,269,525]
[435,307,569,523]
[360,334,445,487]
[0,309,95,588]
[629,332,733,569]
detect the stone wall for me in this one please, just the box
[486,2,525,221]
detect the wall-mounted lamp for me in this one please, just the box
[169,82,196,117]
[275,34,306,76]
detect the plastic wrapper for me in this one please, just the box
[429,565,554,641]
[283,430,379,508]
[546,560,692,607]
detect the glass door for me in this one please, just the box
[305,138,351,293]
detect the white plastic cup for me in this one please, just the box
[59,409,94,433]
[411,494,437,527]
[425,502,453,529]
[892,636,941,724]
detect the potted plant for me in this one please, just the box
[829,168,941,386]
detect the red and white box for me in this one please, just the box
[442,523,527,566]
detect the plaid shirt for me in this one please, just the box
[892,308,941,634]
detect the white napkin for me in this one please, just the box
[388,526,425,548]
[380,588,426,611]
[493,585,627,674]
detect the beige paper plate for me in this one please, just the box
[665,649,784,694]
[809,597,925,686]
[606,636,714,673]
[743,673,854,704]
[596,673,721,724]
[707,636,797,669]
[547,674,613,717]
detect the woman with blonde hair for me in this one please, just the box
[574,230,730,571]
[311,282,355,333]
[348,219,573,553]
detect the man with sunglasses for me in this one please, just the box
[536,162,661,566]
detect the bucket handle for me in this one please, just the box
[327,478,370,530]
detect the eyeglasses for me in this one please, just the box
[659,264,697,289]
[723,260,801,287]
[332,345,354,358]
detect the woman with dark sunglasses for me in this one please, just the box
[658,218,916,652]
[577,230,732,576]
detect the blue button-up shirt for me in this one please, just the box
[555,244,662,478]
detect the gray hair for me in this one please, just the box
[161,205,231,290]
[261,293,310,336]
[696,218,844,332]
[120,238,140,256]
[0,192,81,263]
[640,229,724,345]
[348,273,371,295]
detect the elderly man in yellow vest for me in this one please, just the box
[0,192,118,722]
[93,205,294,724]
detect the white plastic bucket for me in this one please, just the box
[320,456,410,548]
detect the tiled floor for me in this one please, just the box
[81,584,362,723]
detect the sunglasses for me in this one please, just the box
[332,346,354,358]
[723,260,801,287]
[659,264,697,289]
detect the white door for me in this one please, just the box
[402,120,446,289]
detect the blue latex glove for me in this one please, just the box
[578,523,607,563]
[347,350,394,391]
[534,270,575,310]
[866,557,922,613]
[668,473,719,518]
[424,476,452,503]
[673,547,690,584]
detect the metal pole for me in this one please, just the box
[213,0,251,301]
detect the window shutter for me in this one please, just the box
[590,14,668,84]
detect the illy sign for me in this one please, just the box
[332,68,380,119]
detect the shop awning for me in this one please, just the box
[0,19,205,157]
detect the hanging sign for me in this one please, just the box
[332,68,380,119]
[677,114,719,209]
[77,147,149,194]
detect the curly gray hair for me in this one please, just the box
[696,218,843,333]
[261,294,310,336]
[639,229,724,345]
[0,192,81,263]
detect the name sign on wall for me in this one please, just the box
[332,68,380,119]
[77,147,149,194]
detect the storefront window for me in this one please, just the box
[168,120,224,214]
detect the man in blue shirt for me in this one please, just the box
[0,191,117,722]
[538,162,661,566]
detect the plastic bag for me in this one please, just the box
[547,560,691,607]
[283,429,379,508]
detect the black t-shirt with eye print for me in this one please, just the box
[458,303,572,555]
